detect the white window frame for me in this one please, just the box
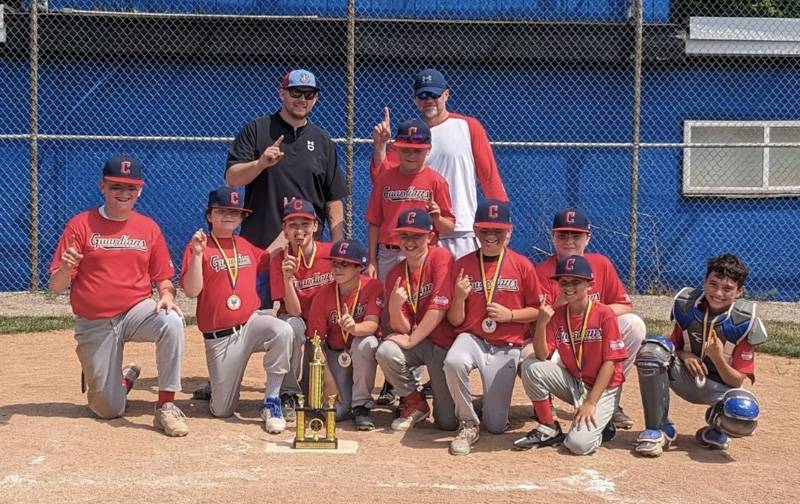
[683,120,800,197]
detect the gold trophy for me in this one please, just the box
[293,332,338,449]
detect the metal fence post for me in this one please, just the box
[344,0,356,239]
[28,1,40,290]
[627,0,644,294]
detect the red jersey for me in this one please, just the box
[454,248,542,347]
[270,241,335,316]
[50,209,175,320]
[365,164,455,246]
[180,235,265,333]
[669,324,757,378]
[536,253,632,307]
[385,246,456,349]
[546,302,627,388]
[306,276,384,351]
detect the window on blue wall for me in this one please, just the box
[683,120,800,197]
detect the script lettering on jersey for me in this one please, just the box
[409,282,434,304]
[469,278,520,293]
[89,233,147,251]
[294,271,334,291]
[382,186,433,202]
[210,254,253,272]
[328,304,367,323]
[555,326,603,345]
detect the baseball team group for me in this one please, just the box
[49,68,766,458]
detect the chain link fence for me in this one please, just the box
[1,0,799,300]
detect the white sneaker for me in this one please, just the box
[153,402,189,437]
[262,397,286,434]
[449,421,479,456]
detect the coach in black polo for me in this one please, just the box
[225,69,347,250]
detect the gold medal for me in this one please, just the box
[481,317,497,334]
[337,351,352,368]
[404,253,428,329]
[226,294,241,311]
[479,248,506,335]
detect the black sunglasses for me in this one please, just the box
[415,91,442,100]
[286,88,318,100]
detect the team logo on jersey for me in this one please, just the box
[89,233,147,251]
[210,254,253,272]
[329,303,367,323]
[740,350,754,361]
[433,295,449,307]
[382,186,433,202]
[588,292,601,302]
[307,140,315,151]
[409,283,434,304]
[294,271,335,291]
[469,278,520,293]
[610,339,625,351]
[555,326,603,345]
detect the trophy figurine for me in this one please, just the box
[293,332,338,449]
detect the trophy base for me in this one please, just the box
[292,439,339,450]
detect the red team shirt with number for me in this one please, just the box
[306,276,384,351]
[385,246,456,348]
[536,253,632,307]
[366,165,455,247]
[455,249,542,347]
[179,235,265,333]
[50,209,175,320]
[546,302,627,388]
[668,324,756,377]
[270,241,335,316]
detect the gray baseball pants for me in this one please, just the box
[324,335,379,420]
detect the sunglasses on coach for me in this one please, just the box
[415,91,442,100]
[286,88,318,100]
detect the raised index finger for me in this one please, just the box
[383,106,390,125]
[272,134,285,147]
[394,277,402,289]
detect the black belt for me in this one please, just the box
[203,324,243,340]
[381,244,401,250]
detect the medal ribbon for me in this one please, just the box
[209,233,239,291]
[566,299,594,373]
[479,248,506,307]
[404,252,428,326]
[335,279,362,348]
[296,242,317,270]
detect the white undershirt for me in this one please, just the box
[98,205,127,222]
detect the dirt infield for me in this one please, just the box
[1,328,798,504]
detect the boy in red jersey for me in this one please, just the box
[376,209,458,432]
[306,239,383,430]
[534,208,645,429]
[49,155,187,437]
[269,198,335,419]
[181,187,293,434]
[514,255,628,455]
[443,200,543,456]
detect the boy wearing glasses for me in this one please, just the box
[371,68,507,260]
[534,208,645,430]
[49,155,188,437]
[306,239,383,430]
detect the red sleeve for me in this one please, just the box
[370,145,399,183]
[545,318,557,354]
[247,242,268,275]
[178,243,194,288]
[669,324,683,349]
[465,116,507,201]
[363,278,384,319]
[534,264,554,305]
[730,341,756,378]
[269,250,285,301]
[600,256,632,306]
[521,258,543,308]
[600,308,627,362]
[365,175,384,226]
[148,228,175,282]
[434,176,455,224]
[428,249,454,311]
[306,293,328,341]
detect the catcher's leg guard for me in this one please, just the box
[635,336,674,430]
[706,388,760,438]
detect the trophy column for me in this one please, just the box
[293,333,338,449]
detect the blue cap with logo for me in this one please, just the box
[207,186,251,214]
[282,69,319,90]
[413,68,448,96]
[551,254,594,281]
[326,239,369,267]
[394,119,432,150]
[474,199,512,229]
[394,207,433,234]
[282,197,317,221]
[103,155,144,186]
[552,208,590,233]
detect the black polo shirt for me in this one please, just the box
[226,112,348,248]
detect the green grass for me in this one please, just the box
[2,315,797,358]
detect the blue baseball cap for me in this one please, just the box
[207,186,251,214]
[552,208,590,233]
[282,197,317,221]
[551,255,594,281]
[282,69,319,90]
[394,119,432,150]
[326,239,369,267]
[103,155,144,186]
[413,69,448,96]
[395,208,433,234]
[474,199,512,230]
